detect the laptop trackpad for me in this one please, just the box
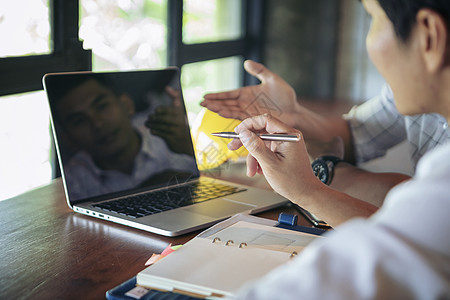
[183,199,255,218]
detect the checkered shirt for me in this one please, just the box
[344,84,449,169]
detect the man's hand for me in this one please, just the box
[145,87,193,156]
[227,114,319,201]
[200,60,299,122]
[227,114,378,227]
[200,60,351,147]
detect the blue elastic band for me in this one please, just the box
[278,212,298,226]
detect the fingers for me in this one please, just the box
[246,153,260,177]
[231,113,303,162]
[200,90,245,118]
[165,86,179,98]
[236,129,276,168]
[243,60,273,84]
[202,89,240,101]
[226,114,309,189]
[201,99,240,111]
[200,99,249,120]
[165,86,181,107]
[235,113,295,135]
[227,136,244,151]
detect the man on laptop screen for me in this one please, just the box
[47,70,197,201]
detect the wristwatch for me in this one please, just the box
[311,155,344,185]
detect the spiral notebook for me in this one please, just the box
[135,220,321,298]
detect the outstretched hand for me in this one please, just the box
[200,60,298,121]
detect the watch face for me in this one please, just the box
[312,159,329,184]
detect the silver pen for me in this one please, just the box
[211,131,301,142]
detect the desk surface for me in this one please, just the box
[0,163,313,300]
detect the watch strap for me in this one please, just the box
[313,155,344,185]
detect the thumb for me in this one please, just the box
[165,86,181,107]
[238,129,274,165]
[244,60,274,84]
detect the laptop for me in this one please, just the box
[43,68,288,236]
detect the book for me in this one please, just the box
[106,277,199,300]
[135,219,321,298]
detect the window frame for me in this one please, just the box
[0,0,92,97]
[168,0,266,86]
[0,0,266,96]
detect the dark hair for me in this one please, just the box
[377,0,450,42]
[45,73,120,125]
[45,73,118,105]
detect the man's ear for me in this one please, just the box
[119,94,135,116]
[417,9,449,73]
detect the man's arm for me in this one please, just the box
[305,124,411,208]
[286,107,356,162]
[331,163,411,207]
[203,60,410,207]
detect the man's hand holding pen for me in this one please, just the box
[225,114,321,200]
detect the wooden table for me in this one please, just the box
[0,162,313,300]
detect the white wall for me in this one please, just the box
[335,0,386,103]
[335,0,414,175]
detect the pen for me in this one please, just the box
[291,203,332,229]
[211,131,301,142]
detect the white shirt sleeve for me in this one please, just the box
[232,143,450,300]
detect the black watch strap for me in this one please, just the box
[312,155,344,185]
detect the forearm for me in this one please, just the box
[330,163,411,207]
[285,104,356,162]
[292,183,378,228]
[234,113,379,229]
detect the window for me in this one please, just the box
[181,56,242,123]
[0,0,51,58]
[0,0,265,200]
[0,1,52,200]
[0,91,52,200]
[183,0,242,44]
[79,0,168,70]
[0,0,91,201]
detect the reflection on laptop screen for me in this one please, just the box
[45,69,199,203]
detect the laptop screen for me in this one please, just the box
[44,69,199,204]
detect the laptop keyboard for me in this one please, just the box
[92,181,247,218]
